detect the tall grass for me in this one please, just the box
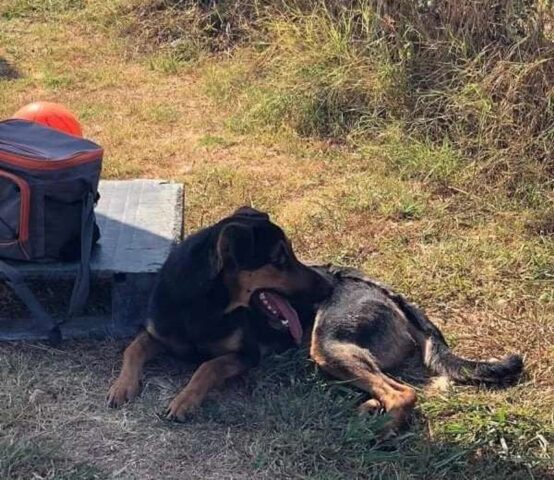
[115,0,553,195]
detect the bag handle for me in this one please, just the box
[68,190,95,316]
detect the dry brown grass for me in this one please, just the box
[0,340,271,479]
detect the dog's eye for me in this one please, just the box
[272,253,288,268]
[271,241,291,269]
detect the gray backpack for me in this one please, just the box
[0,119,103,341]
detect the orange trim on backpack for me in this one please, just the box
[0,149,102,171]
[0,170,31,252]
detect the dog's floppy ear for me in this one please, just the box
[157,225,226,303]
[232,206,269,221]
[216,222,255,270]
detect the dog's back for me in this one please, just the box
[311,273,419,373]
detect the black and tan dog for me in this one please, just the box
[107,206,332,420]
[108,207,523,430]
[307,265,523,430]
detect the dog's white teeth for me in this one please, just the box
[259,294,280,317]
[281,319,289,326]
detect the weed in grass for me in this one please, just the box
[40,70,73,90]
[366,232,552,307]
[197,134,232,149]
[146,104,181,124]
[77,104,110,122]
[362,128,465,186]
[203,55,255,104]
[338,170,429,220]
[148,51,188,74]
[394,200,425,220]
[421,395,554,467]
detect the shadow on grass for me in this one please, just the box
[0,58,19,80]
[154,349,552,480]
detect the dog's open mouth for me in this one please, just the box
[251,290,303,345]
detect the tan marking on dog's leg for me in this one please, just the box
[352,371,416,429]
[107,331,163,407]
[166,353,249,421]
[358,398,383,414]
[204,329,243,357]
[310,339,416,432]
[146,324,192,357]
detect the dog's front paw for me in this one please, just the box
[107,376,140,408]
[165,391,202,422]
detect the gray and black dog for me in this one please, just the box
[308,265,524,431]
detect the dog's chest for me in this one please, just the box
[197,328,245,357]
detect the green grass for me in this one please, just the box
[40,70,74,90]
[197,134,233,149]
[0,440,103,480]
[148,51,188,74]
[0,0,84,19]
[202,350,553,479]
[144,103,181,123]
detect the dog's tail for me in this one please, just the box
[386,288,524,385]
[422,332,523,384]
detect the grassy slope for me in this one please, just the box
[0,2,553,479]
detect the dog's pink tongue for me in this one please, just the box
[265,292,303,345]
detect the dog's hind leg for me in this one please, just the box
[310,340,416,432]
[165,352,256,421]
[107,330,164,407]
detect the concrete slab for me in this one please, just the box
[0,179,183,341]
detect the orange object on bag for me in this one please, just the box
[13,101,82,137]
